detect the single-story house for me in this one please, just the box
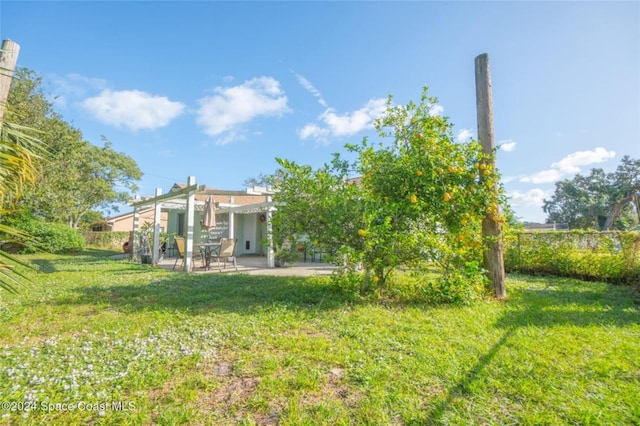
[164,182,272,256]
[130,177,278,271]
[106,208,169,232]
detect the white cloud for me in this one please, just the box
[47,73,108,108]
[499,140,517,152]
[428,104,444,116]
[299,98,387,142]
[520,147,616,184]
[520,169,564,184]
[501,175,521,184]
[196,77,290,143]
[293,72,328,107]
[508,188,549,207]
[456,128,473,142]
[298,123,329,141]
[551,147,615,173]
[322,99,387,136]
[82,90,185,131]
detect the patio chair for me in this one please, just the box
[173,236,186,270]
[215,238,238,272]
[172,237,204,271]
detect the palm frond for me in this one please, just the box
[0,121,45,292]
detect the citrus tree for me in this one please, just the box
[272,88,503,293]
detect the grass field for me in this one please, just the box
[0,249,638,425]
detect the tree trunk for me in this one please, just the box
[603,194,634,230]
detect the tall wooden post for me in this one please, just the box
[184,176,196,272]
[0,39,20,126]
[475,53,506,299]
[152,188,163,265]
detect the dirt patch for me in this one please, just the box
[295,366,361,410]
[253,411,281,426]
[208,376,259,408]
[214,362,233,378]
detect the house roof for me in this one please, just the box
[133,182,275,212]
[107,207,152,223]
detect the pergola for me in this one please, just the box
[130,176,278,272]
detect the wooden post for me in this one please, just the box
[152,188,162,265]
[184,176,196,272]
[475,53,506,299]
[132,206,140,261]
[0,39,20,126]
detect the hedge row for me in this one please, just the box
[504,231,640,285]
[82,231,130,249]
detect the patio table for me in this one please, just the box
[198,242,221,270]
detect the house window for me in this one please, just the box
[177,213,185,237]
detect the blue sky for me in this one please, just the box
[2,1,638,222]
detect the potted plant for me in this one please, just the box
[138,222,153,264]
[157,231,173,262]
[273,240,297,267]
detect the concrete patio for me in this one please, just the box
[155,254,335,277]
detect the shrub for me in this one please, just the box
[505,231,640,285]
[5,216,85,254]
[330,261,488,306]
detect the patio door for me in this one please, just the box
[242,214,256,254]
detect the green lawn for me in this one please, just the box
[0,249,638,425]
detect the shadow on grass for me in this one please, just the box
[495,275,640,328]
[53,272,360,315]
[28,247,138,274]
[427,275,640,423]
[428,326,518,424]
[30,257,141,274]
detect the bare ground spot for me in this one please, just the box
[197,348,236,378]
[297,366,361,409]
[207,376,259,408]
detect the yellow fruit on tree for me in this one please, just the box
[417,170,423,176]
[357,229,367,237]
[444,193,452,202]
[410,194,418,204]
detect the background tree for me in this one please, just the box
[23,135,141,228]
[4,68,142,228]
[272,88,501,294]
[77,210,106,230]
[242,173,271,188]
[543,156,640,230]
